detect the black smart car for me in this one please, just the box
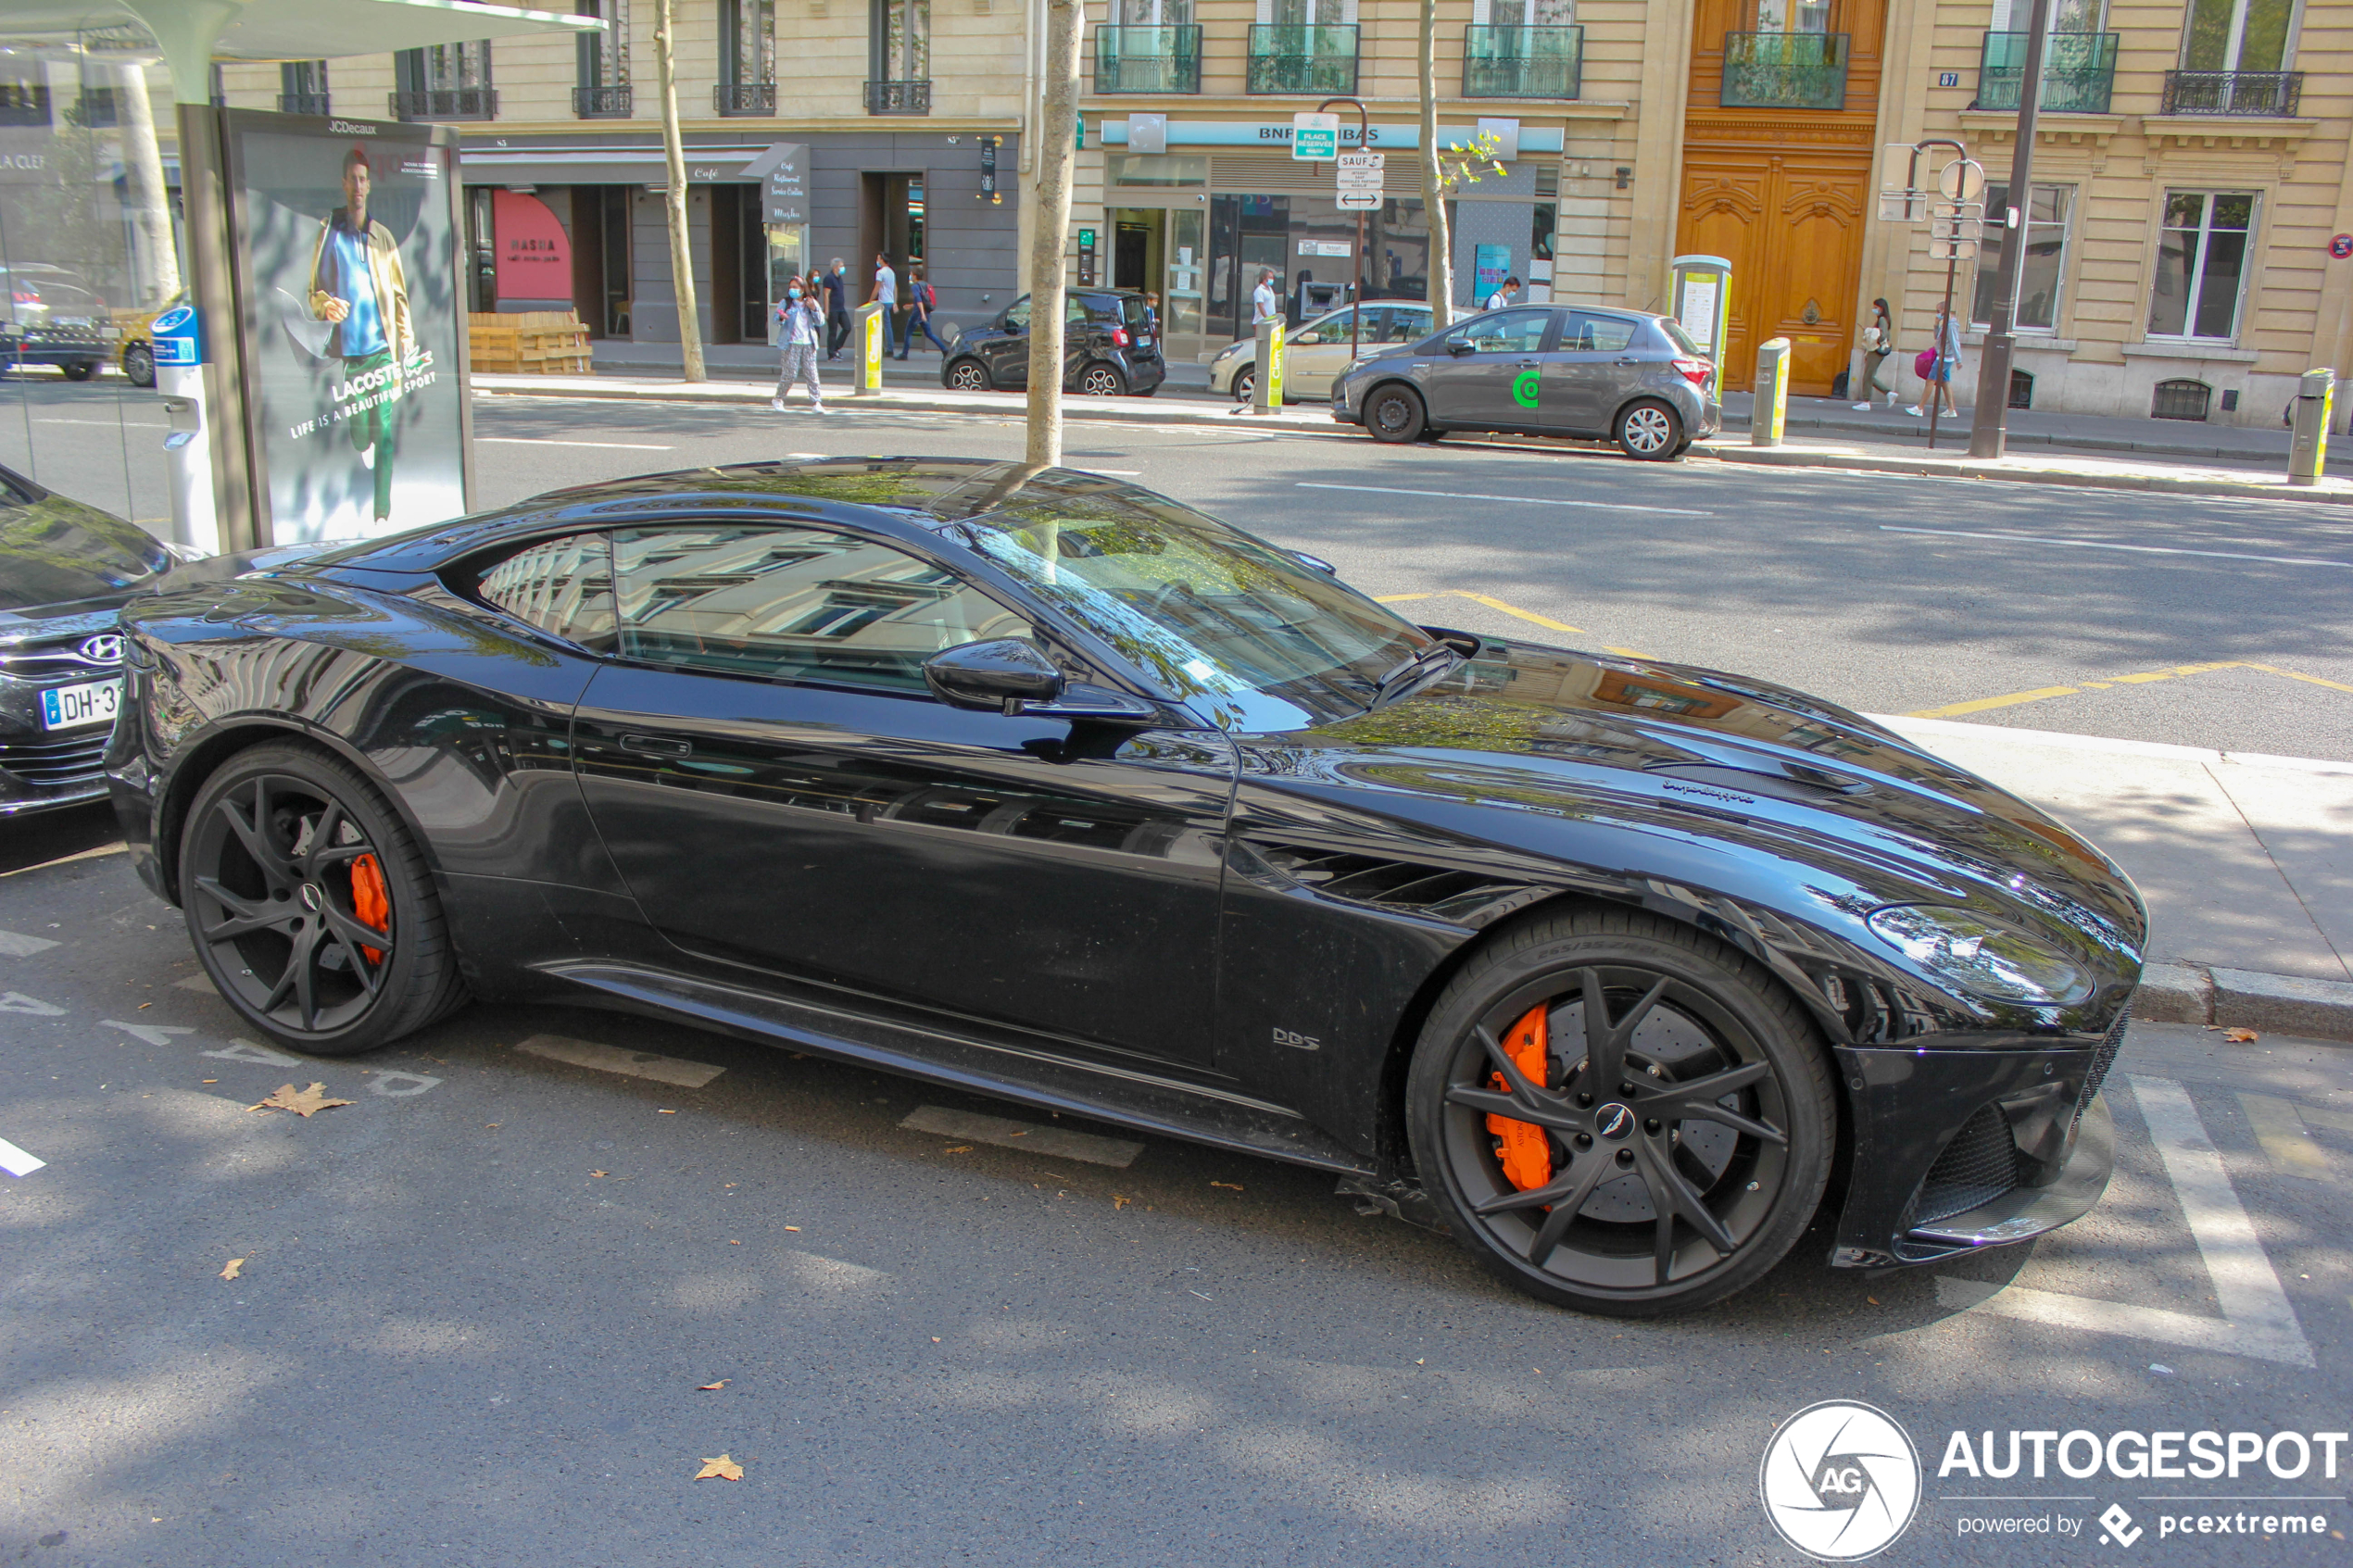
[941,289,1165,397]
[107,458,2143,1318]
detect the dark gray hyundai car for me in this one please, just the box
[1330,304,1720,459]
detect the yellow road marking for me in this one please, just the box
[2241,1093,2353,1180]
[1907,659,2353,720]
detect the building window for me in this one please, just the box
[2183,0,2293,74]
[2152,378,2213,420]
[871,0,929,85]
[1753,0,1831,30]
[574,0,631,116]
[278,61,331,116]
[2147,191,2254,341]
[395,43,497,120]
[1118,0,1192,23]
[1971,183,2070,331]
[721,0,774,88]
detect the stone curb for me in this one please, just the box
[1719,408,2288,465]
[2133,961,2353,1044]
[1697,443,2353,505]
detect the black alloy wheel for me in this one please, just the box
[122,342,156,388]
[1365,384,1426,444]
[60,359,96,382]
[1407,909,1833,1317]
[180,744,468,1056]
[1615,398,1682,461]
[1078,363,1126,397]
[945,358,993,392]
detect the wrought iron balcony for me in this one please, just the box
[1095,25,1202,94]
[864,79,931,115]
[1247,24,1358,95]
[1975,31,2120,113]
[573,83,633,118]
[1462,24,1582,99]
[276,92,333,116]
[1719,31,1849,111]
[714,82,777,115]
[390,87,497,121]
[2160,69,2303,117]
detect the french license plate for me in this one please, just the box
[40,679,120,731]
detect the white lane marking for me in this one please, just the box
[174,973,217,993]
[476,436,673,450]
[1936,1075,2313,1367]
[35,417,169,429]
[899,1105,1143,1168]
[367,1071,442,1098]
[0,929,59,957]
[104,1020,195,1047]
[516,1033,724,1088]
[0,992,64,1016]
[203,1038,301,1067]
[1881,523,2353,571]
[1073,468,1142,476]
[1297,481,1713,518]
[0,1135,44,1176]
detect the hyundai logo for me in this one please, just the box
[1595,1102,1636,1140]
[76,633,123,666]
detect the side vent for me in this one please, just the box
[1247,843,1542,925]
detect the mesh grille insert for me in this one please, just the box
[2071,995,2133,1137]
[1913,1104,2022,1226]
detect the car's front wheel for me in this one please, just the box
[1231,369,1255,404]
[1077,363,1126,397]
[1405,908,1834,1317]
[1615,398,1682,460]
[180,744,468,1057]
[60,359,96,382]
[122,342,155,388]
[944,358,993,393]
[1364,384,1426,444]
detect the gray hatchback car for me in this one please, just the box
[1330,304,1720,460]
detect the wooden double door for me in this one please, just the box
[1675,0,1884,395]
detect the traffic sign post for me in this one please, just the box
[1335,152,1384,211]
[1291,111,1340,161]
[1879,135,1978,449]
[1314,99,1371,360]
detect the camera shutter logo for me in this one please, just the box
[1758,1400,1921,1560]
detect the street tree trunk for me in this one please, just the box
[652,0,706,383]
[115,64,180,306]
[1417,0,1453,331]
[1026,0,1083,468]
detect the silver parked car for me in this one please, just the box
[1208,301,1435,402]
[1330,305,1721,460]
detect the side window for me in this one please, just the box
[1565,311,1639,353]
[610,524,1032,694]
[1438,307,1551,356]
[472,533,617,651]
[1004,297,1031,331]
[1386,308,1429,344]
[1067,295,1098,324]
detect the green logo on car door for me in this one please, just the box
[1512,368,1540,408]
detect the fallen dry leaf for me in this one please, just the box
[694,1454,744,1482]
[1867,1296,1881,1306]
[589,1171,608,1178]
[729,1239,741,1245]
[783,1224,800,1232]
[2224,1027,2260,1043]
[1210,1181,1244,1192]
[201,1080,217,1085]
[247,1083,353,1118]
[219,1258,244,1282]
[697,1381,728,1391]
[1113,1195,1131,1210]
[942,1145,974,1154]
[658,1109,677,1114]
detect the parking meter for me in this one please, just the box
[1668,254,1732,368]
[1253,318,1284,415]
[149,303,220,557]
[2289,367,2334,486]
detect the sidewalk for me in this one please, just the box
[1882,716,2353,1039]
[1722,391,2298,467]
[585,338,1223,396]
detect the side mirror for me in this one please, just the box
[1290,549,1338,575]
[1446,340,1477,357]
[1295,331,1321,345]
[924,638,1063,712]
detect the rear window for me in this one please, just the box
[1122,295,1151,329]
[1660,320,1706,358]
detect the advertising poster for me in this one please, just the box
[230,113,467,543]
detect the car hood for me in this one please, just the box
[0,492,171,619]
[1241,640,2146,990]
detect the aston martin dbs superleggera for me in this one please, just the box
[107,458,2145,1316]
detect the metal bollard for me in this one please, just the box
[1252,318,1285,415]
[1753,337,1792,448]
[850,302,888,395]
[2289,367,2334,485]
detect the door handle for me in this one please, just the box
[1615,357,1641,366]
[621,733,690,758]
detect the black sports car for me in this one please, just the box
[107,459,2144,1316]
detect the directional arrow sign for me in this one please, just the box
[1291,112,1340,162]
[1336,151,1384,211]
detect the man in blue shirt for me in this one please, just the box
[308,144,414,523]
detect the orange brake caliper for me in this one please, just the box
[1485,1002,1553,1191]
[349,853,390,964]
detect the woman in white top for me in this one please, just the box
[772,275,829,414]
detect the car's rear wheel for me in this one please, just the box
[1078,363,1126,397]
[945,358,992,393]
[122,343,155,388]
[1232,369,1255,404]
[1615,399,1681,460]
[1405,908,1833,1317]
[1365,384,1426,444]
[60,359,96,382]
[180,744,468,1057]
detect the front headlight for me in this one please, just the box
[1865,905,2091,1005]
[1213,341,1245,362]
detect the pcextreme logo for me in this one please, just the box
[1760,1400,1923,1561]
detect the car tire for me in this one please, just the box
[945,358,993,393]
[1615,399,1682,461]
[1364,384,1427,444]
[122,343,155,388]
[60,359,96,382]
[1404,906,1835,1318]
[179,743,470,1057]
[1232,369,1255,405]
[1078,363,1126,397]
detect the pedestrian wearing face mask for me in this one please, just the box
[821,258,850,360]
[771,274,829,414]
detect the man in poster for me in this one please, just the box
[307,144,413,524]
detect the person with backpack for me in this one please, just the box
[900,266,951,358]
[770,274,829,415]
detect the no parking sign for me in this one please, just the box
[2331,234,2353,259]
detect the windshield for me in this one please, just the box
[949,494,1431,732]
[1661,319,1706,358]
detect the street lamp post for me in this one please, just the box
[1969,0,2055,459]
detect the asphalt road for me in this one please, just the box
[4,803,2353,1566]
